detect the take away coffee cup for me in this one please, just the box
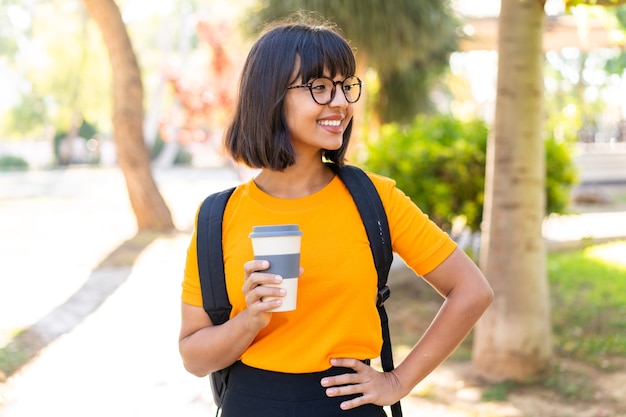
[249,224,303,312]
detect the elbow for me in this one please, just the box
[182,358,210,378]
[477,282,495,312]
[180,348,213,377]
[484,286,495,308]
[480,276,495,303]
[179,341,211,377]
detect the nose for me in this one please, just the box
[329,83,349,107]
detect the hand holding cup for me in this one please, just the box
[249,225,303,312]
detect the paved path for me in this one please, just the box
[1,166,625,417]
[0,235,218,417]
[0,167,241,417]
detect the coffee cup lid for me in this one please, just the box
[249,224,303,238]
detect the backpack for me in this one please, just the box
[196,164,402,417]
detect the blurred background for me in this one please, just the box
[1,0,626,416]
[1,0,625,178]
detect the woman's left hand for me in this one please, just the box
[320,358,405,410]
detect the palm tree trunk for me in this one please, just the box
[472,0,552,381]
[83,0,174,231]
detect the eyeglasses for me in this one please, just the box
[287,75,363,105]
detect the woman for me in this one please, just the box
[179,17,493,417]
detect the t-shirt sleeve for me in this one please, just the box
[181,208,204,307]
[369,173,457,276]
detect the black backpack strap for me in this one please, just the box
[332,164,402,417]
[197,187,236,325]
[197,187,237,412]
[333,165,393,297]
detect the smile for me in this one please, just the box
[318,119,342,127]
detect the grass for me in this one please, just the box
[481,381,518,402]
[548,240,626,364]
[480,363,599,403]
[386,240,626,405]
[542,363,598,401]
[0,340,29,379]
[388,240,626,363]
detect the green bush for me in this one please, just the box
[0,155,29,171]
[545,136,578,215]
[362,114,576,231]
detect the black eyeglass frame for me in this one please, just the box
[286,75,363,105]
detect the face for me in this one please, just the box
[283,67,354,161]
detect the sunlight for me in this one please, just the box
[120,0,255,23]
[585,241,626,268]
[6,5,31,29]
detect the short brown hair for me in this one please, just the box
[224,18,357,170]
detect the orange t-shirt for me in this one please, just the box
[182,170,456,373]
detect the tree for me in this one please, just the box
[0,0,18,57]
[82,0,174,231]
[0,1,112,141]
[473,0,626,381]
[472,0,552,381]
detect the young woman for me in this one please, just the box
[179,17,493,417]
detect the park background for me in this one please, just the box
[1,0,626,416]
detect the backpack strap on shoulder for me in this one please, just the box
[197,187,237,410]
[330,164,393,302]
[197,187,236,325]
[330,163,402,417]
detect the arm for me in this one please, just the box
[323,247,493,409]
[391,247,494,393]
[179,260,288,376]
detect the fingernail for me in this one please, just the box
[274,275,282,282]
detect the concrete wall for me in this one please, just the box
[573,144,626,184]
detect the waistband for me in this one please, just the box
[227,361,368,402]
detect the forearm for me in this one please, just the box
[179,310,259,377]
[179,262,286,377]
[319,284,492,411]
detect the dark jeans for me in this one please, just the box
[220,361,387,417]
